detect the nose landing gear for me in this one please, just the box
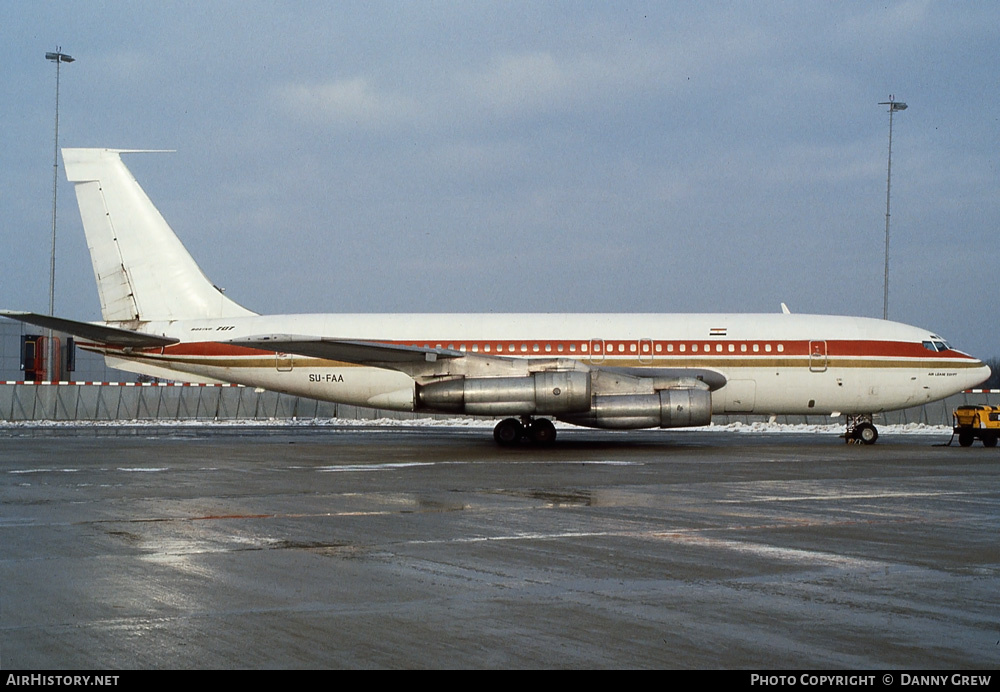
[845,415,879,445]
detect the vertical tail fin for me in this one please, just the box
[62,148,255,322]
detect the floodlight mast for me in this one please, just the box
[879,96,907,321]
[45,48,74,381]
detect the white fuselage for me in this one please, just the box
[87,311,989,419]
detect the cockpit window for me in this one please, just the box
[922,340,951,352]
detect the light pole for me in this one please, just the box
[45,48,74,381]
[879,95,906,321]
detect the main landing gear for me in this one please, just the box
[493,417,557,447]
[844,414,879,445]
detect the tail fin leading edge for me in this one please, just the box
[62,148,255,323]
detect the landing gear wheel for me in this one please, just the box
[527,418,557,445]
[493,418,524,446]
[845,415,879,445]
[854,422,879,445]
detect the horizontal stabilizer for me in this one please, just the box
[0,311,179,348]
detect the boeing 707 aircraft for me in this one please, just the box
[2,149,989,444]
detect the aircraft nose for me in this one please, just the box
[966,361,992,390]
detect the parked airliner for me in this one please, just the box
[2,149,989,444]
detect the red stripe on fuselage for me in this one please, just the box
[125,338,980,362]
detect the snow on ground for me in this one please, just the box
[0,417,952,436]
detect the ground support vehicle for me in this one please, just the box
[952,405,1000,447]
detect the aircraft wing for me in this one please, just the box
[0,311,179,348]
[229,334,727,390]
[229,334,466,365]
[598,366,727,391]
[229,334,591,380]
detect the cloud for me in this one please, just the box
[274,77,421,130]
[465,52,580,116]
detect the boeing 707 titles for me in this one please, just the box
[2,149,989,444]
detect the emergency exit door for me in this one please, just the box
[809,340,828,372]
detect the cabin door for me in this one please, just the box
[589,338,605,364]
[276,352,293,372]
[809,340,828,372]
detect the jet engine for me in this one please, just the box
[418,371,591,415]
[558,388,712,430]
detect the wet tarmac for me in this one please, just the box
[1,426,998,669]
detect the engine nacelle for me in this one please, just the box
[558,388,712,430]
[418,371,592,416]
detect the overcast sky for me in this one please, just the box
[4,2,999,357]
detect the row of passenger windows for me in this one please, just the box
[414,342,787,355]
